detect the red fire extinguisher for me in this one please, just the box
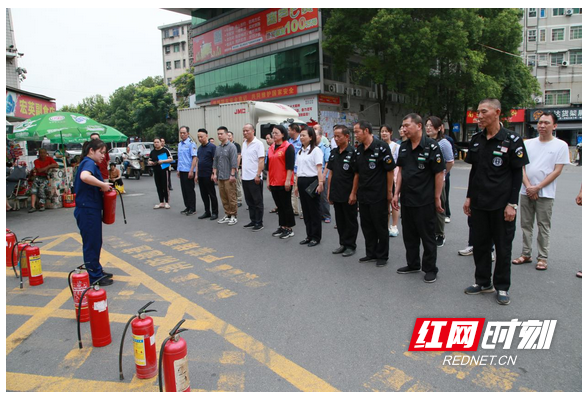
[6,229,18,277]
[17,237,43,288]
[103,188,127,225]
[119,301,158,380]
[158,319,190,392]
[68,263,90,323]
[77,276,112,348]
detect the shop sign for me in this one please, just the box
[527,107,582,122]
[210,85,297,105]
[318,95,340,105]
[6,90,56,119]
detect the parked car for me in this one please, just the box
[108,147,127,164]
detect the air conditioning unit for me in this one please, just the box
[327,83,345,94]
[565,8,573,16]
[369,91,377,99]
[561,60,569,67]
[354,89,363,97]
[386,93,398,102]
[534,96,543,104]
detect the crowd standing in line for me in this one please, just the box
[65,97,580,304]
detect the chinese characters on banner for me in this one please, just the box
[210,85,297,105]
[466,109,525,124]
[193,9,319,65]
[6,91,56,119]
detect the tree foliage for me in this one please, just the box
[172,68,195,109]
[60,76,178,143]
[322,8,540,138]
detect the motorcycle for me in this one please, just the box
[124,153,143,180]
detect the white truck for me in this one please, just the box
[177,101,304,145]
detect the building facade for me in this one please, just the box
[168,8,410,139]
[520,7,582,145]
[158,20,192,105]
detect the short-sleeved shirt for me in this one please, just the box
[197,142,216,177]
[177,138,197,172]
[213,141,238,180]
[465,127,529,210]
[241,137,265,180]
[34,156,57,177]
[318,142,331,173]
[521,137,570,199]
[397,134,446,207]
[295,146,323,177]
[74,157,103,209]
[98,152,110,180]
[54,150,65,168]
[288,136,302,172]
[438,137,454,179]
[149,148,172,172]
[328,144,356,203]
[354,137,396,204]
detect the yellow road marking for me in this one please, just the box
[364,365,414,391]
[217,372,245,391]
[59,347,93,377]
[41,251,84,257]
[219,351,245,365]
[472,366,519,391]
[6,372,135,392]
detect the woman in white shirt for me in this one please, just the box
[380,124,400,237]
[294,125,324,247]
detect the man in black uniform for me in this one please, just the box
[352,120,396,267]
[393,113,445,283]
[463,98,529,305]
[327,125,359,257]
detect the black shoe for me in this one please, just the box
[332,246,346,254]
[169,187,173,191]
[299,238,311,245]
[279,228,294,239]
[464,284,495,295]
[198,212,211,220]
[92,277,114,286]
[359,257,376,263]
[180,208,189,214]
[496,290,511,305]
[186,210,195,216]
[243,222,256,228]
[252,225,264,232]
[210,214,218,220]
[424,271,437,283]
[436,235,445,247]
[397,266,421,274]
[272,227,284,237]
[376,259,388,267]
[342,248,356,257]
[238,202,242,207]
[102,271,114,279]
[307,240,319,247]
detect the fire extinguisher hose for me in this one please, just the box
[114,187,127,224]
[158,319,188,392]
[17,241,31,290]
[119,301,157,381]
[8,230,18,278]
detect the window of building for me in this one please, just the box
[545,90,570,105]
[165,45,170,54]
[181,26,184,35]
[539,29,546,42]
[550,52,565,66]
[174,60,181,69]
[551,28,565,41]
[553,8,565,16]
[538,53,548,65]
[528,8,537,18]
[166,61,171,70]
[167,78,172,86]
[569,50,582,65]
[527,55,536,66]
[572,8,582,14]
[172,28,180,37]
[540,8,546,18]
[183,59,186,68]
[323,54,347,82]
[181,42,186,51]
[527,29,537,42]
[191,9,234,27]
[163,29,170,38]
[570,25,582,40]
[174,44,180,53]
[194,43,320,102]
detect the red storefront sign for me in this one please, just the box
[466,109,525,124]
[11,93,56,119]
[318,95,340,105]
[193,8,319,65]
[210,85,298,105]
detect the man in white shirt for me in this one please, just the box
[241,123,266,231]
[513,112,570,270]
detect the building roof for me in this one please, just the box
[157,20,192,30]
[6,85,55,101]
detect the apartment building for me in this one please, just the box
[158,20,192,105]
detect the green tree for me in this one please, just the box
[172,68,195,108]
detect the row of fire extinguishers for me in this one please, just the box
[5,188,126,289]
[69,266,190,392]
[7,192,194,391]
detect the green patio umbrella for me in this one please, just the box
[101,125,128,143]
[9,112,107,143]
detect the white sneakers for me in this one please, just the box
[445,217,451,223]
[458,245,495,261]
[219,215,238,225]
[389,225,399,237]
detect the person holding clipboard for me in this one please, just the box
[148,137,173,209]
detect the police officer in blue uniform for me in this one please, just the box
[463,98,529,305]
[74,139,114,285]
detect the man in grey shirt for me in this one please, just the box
[212,126,239,225]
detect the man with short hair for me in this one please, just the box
[316,128,332,223]
[90,132,110,180]
[228,131,243,207]
[195,129,218,220]
[213,126,239,225]
[463,98,529,305]
[352,120,396,267]
[393,114,445,283]
[29,149,58,212]
[241,124,266,231]
[288,123,303,216]
[513,111,570,270]
[177,126,198,216]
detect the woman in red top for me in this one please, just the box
[266,125,296,239]
[29,148,58,212]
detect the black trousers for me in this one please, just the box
[471,207,516,291]
[401,203,438,273]
[153,167,169,203]
[444,172,451,218]
[270,186,295,228]
[179,171,196,211]
[198,175,218,215]
[333,201,358,249]
[359,199,389,260]
[298,177,322,242]
[167,168,173,190]
[243,179,264,225]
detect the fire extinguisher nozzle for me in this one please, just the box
[119,372,124,381]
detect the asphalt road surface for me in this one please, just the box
[5,161,582,392]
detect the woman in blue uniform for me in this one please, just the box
[74,139,114,286]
